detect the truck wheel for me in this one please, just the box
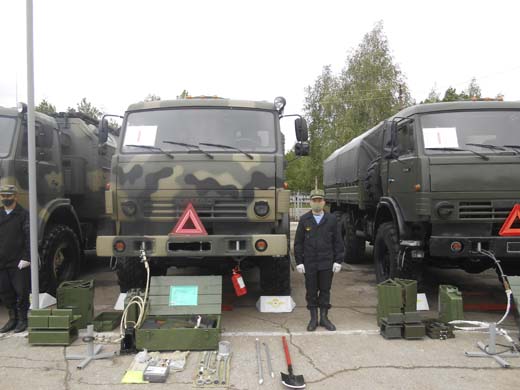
[260,256,291,296]
[340,212,366,264]
[373,222,417,283]
[116,257,147,293]
[40,225,81,294]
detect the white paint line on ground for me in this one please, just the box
[221,329,380,337]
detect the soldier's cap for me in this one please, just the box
[0,185,18,195]
[310,189,325,200]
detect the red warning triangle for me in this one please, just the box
[499,204,520,237]
[171,202,208,236]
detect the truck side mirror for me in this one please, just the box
[295,117,308,142]
[383,120,398,159]
[98,118,109,144]
[295,142,310,156]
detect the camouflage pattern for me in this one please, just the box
[97,98,290,260]
[0,106,116,246]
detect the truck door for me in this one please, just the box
[14,121,63,207]
[386,121,419,219]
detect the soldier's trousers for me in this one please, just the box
[304,269,333,309]
[0,267,31,312]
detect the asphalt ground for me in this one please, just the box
[0,223,519,389]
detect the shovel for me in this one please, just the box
[281,336,305,389]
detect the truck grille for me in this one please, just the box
[142,199,249,220]
[458,201,512,220]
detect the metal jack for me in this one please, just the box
[465,323,520,368]
[66,325,118,369]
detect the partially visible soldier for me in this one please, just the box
[294,189,344,331]
[0,185,31,333]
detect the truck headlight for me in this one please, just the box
[435,201,454,218]
[254,201,270,217]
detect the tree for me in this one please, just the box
[421,87,441,104]
[35,99,56,115]
[144,94,161,102]
[284,150,313,192]
[423,78,483,103]
[177,90,189,99]
[76,98,101,119]
[466,77,481,99]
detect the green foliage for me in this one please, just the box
[35,99,56,115]
[76,98,101,119]
[422,77,483,104]
[284,150,313,192]
[287,22,409,190]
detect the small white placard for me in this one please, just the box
[422,127,459,148]
[114,293,127,311]
[124,125,158,146]
[256,296,296,313]
[416,293,429,311]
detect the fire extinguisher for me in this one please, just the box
[232,266,247,296]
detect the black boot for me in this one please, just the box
[307,308,318,331]
[13,309,28,333]
[319,308,336,331]
[0,308,18,333]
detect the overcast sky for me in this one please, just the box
[2,0,519,149]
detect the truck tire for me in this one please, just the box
[373,222,414,283]
[365,158,383,202]
[40,225,81,294]
[116,257,147,293]
[340,212,366,264]
[260,256,291,296]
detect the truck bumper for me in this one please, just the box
[96,234,288,258]
[429,236,520,258]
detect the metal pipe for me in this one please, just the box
[26,0,40,308]
[255,338,263,385]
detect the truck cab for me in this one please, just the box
[97,97,308,294]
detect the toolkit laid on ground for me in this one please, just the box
[135,275,222,351]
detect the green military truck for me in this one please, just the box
[0,104,117,292]
[96,97,308,294]
[324,101,520,282]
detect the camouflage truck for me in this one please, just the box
[96,97,309,294]
[324,101,520,283]
[0,104,117,292]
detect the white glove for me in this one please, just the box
[18,260,31,270]
[296,264,305,274]
[332,262,342,273]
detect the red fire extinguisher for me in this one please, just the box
[232,266,247,296]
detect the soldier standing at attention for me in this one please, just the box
[294,189,344,331]
[0,185,31,333]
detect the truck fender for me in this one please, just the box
[38,199,83,247]
[374,197,407,240]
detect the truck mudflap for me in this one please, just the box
[429,236,520,258]
[96,234,288,257]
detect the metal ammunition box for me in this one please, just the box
[93,311,123,332]
[403,323,426,340]
[28,308,79,345]
[404,311,422,324]
[380,320,402,339]
[135,275,222,351]
[57,280,94,329]
[438,285,464,323]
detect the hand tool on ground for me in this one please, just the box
[263,342,275,378]
[255,338,264,384]
[281,336,305,389]
[221,353,231,385]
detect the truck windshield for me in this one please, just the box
[122,108,276,153]
[420,110,520,155]
[0,116,16,157]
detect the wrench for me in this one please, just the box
[255,338,263,385]
[262,342,275,378]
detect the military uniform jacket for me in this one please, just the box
[0,204,31,269]
[294,211,344,271]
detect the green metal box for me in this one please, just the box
[404,311,422,324]
[438,285,464,323]
[380,320,402,339]
[57,280,94,329]
[377,279,404,325]
[28,316,49,328]
[28,308,80,346]
[135,275,222,351]
[93,311,123,332]
[395,278,417,312]
[28,328,78,345]
[403,323,426,339]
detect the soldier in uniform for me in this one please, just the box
[0,185,31,333]
[294,189,343,331]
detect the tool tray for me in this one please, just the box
[135,276,222,351]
